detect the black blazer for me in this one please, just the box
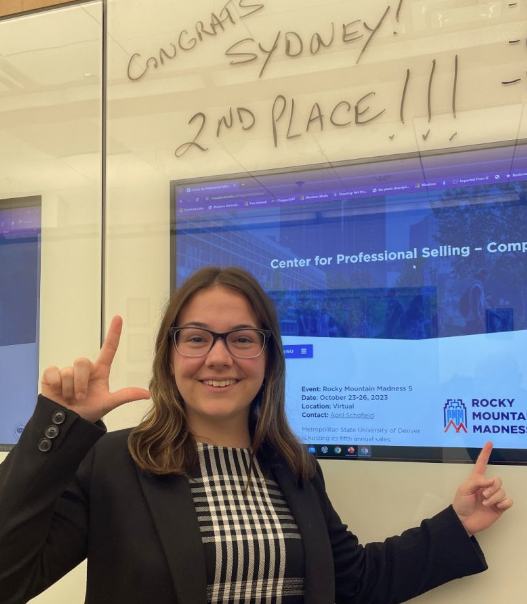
[0,396,487,604]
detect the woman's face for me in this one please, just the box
[171,286,267,437]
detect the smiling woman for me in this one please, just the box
[128,266,311,480]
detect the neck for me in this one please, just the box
[189,416,251,449]
[194,434,251,448]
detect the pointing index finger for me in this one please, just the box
[96,315,123,369]
[471,441,493,477]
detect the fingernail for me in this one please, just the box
[76,392,85,401]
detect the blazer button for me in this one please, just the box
[38,438,53,452]
[52,410,66,425]
[44,425,60,439]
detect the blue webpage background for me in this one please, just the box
[0,205,40,448]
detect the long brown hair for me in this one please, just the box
[128,266,315,484]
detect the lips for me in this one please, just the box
[201,379,238,388]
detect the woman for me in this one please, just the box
[0,267,513,604]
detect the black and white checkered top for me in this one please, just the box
[190,442,305,604]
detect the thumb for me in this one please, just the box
[460,476,495,497]
[107,387,151,411]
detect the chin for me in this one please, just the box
[198,402,249,419]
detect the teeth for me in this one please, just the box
[203,379,237,388]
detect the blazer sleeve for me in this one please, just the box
[0,395,106,604]
[311,463,488,604]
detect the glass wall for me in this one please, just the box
[104,2,526,604]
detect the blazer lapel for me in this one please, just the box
[274,463,334,604]
[137,469,208,604]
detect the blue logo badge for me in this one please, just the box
[444,399,468,433]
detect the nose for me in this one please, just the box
[205,336,233,366]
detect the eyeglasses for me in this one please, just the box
[170,326,271,359]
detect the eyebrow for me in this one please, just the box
[180,321,259,330]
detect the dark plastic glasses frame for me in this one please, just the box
[169,326,272,358]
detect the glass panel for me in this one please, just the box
[104,0,527,456]
[0,1,103,451]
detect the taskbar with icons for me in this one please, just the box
[304,444,527,464]
[306,444,372,458]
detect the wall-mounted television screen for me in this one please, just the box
[0,196,41,451]
[171,142,527,464]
